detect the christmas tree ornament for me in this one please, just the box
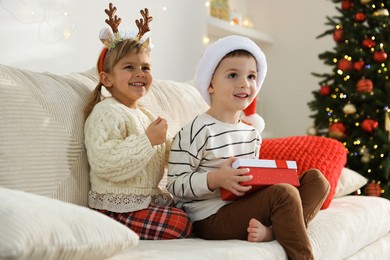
[338,58,353,71]
[374,8,389,16]
[385,112,390,141]
[320,84,331,96]
[329,122,346,139]
[353,60,365,71]
[306,126,317,136]
[341,0,353,10]
[361,119,378,132]
[364,181,382,196]
[343,103,357,115]
[373,50,388,63]
[356,78,373,93]
[360,0,372,4]
[355,12,366,22]
[333,28,344,42]
[361,151,370,163]
[362,38,376,48]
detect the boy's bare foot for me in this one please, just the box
[247,218,274,242]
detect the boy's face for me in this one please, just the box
[209,55,257,114]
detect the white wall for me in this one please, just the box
[246,0,337,137]
[0,0,205,81]
[0,0,337,137]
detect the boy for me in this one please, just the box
[167,35,329,260]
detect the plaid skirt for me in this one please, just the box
[97,206,193,240]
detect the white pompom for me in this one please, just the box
[241,113,265,133]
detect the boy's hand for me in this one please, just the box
[146,116,168,146]
[208,157,253,197]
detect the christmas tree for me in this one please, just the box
[308,0,390,199]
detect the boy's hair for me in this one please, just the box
[216,49,255,71]
[84,40,150,119]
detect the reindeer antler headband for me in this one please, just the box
[99,3,153,50]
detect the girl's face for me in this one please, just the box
[209,55,257,119]
[100,50,152,108]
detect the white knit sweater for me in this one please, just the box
[84,97,171,212]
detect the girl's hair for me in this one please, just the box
[84,39,150,119]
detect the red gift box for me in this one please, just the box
[220,159,300,201]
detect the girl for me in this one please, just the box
[167,35,330,259]
[84,3,192,240]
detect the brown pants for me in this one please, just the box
[193,169,330,260]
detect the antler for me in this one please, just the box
[105,3,121,33]
[136,8,153,39]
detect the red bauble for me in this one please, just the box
[320,85,331,96]
[364,182,382,196]
[353,60,365,71]
[329,122,346,139]
[362,38,376,48]
[361,119,378,132]
[333,28,344,42]
[341,0,353,10]
[355,12,366,22]
[338,58,353,71]
[373,50,388,63]
[356,78,373,92]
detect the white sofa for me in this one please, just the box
[0,64,389,260]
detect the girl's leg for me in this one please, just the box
[298,169,330,226]
[100,206,192,240]
[193,184,314,260]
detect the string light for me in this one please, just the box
[1,0,75,44]
[203,36,210,45]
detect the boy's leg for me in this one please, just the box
[298,169,331,226]
[193,184,314,260]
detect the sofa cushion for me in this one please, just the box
[334,167,367,198]
[0,187,139,260]
[0,64,208,207]
[0,64,97,206]
[260,136,347,209]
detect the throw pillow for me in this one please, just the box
[334,167,368,198]
[0,188,139,260]
[260,136,347,209]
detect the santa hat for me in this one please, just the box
[194,35,266,133]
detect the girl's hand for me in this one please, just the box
[208,157,253,197]
[146,116,168,146]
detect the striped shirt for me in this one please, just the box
[167,113,261,222]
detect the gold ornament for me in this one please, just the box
[361,154,370,163]
[374,9,389,16]
[361,151,370,163]
[343,103,357,115]
[386,112,390,141]
[306,126,317,136]
[360,0,372,4]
